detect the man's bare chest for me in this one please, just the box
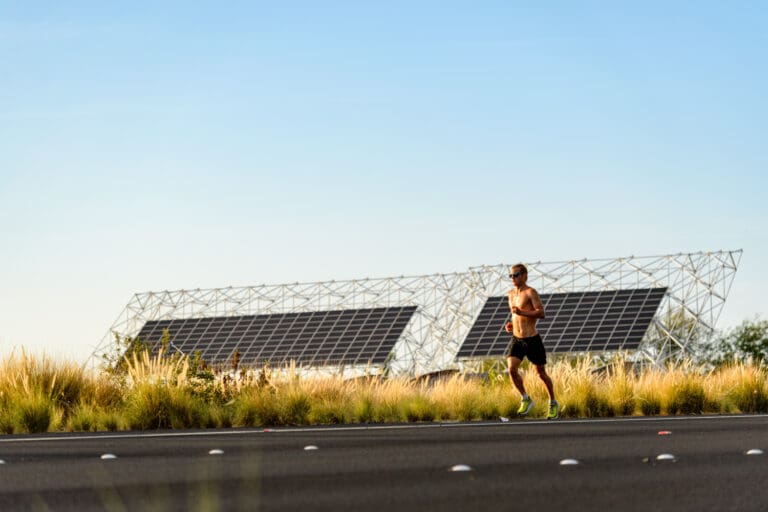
[509,291,532,309]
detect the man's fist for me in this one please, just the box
[511,306,521,315]
[504,322,513,333]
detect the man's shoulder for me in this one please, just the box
[519,286,539,297]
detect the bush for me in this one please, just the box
[702,318,768,366]
[667,378,706,415]
[720,365,768,413]
[13,392,61,433]
[124,383,206,430]
[282,388,311,425]
[350,392,376,423]
[66,404,99,432]
[639,395,662,416]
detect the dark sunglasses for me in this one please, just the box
[509,271,523,279]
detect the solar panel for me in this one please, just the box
[136,306,417,367]
[457,288,666,358]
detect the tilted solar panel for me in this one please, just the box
[457,288,666,358]
[136,306,417,367]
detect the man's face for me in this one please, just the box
[509,268,525,285]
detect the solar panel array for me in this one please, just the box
[457,288,667,358]
[136,306,417,367]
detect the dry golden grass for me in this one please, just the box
[1,349,767,434]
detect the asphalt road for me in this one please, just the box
[0,415,766,511]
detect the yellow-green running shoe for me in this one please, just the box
[547,401,560,420]
[516,397,534,416]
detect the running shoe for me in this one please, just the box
[517,397,534,416]
[547,401,560,420]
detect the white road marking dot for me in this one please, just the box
[746,449,764,455]
[450,464,472,472]
[656,453,675,461]
[304,445,319,451]
[0,459,5,464]
[208,449,224,455]
[559,459,580,466]
[100,454,117,460]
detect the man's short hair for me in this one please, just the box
[511,263,528,274]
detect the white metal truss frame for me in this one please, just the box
[93,250,742,375]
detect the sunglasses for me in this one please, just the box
[509,271,523,279]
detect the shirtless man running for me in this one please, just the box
[504,263,559,419]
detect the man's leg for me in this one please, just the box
[507,356,526,396]
[536,365,560,419]
[535,365,556,401]
[508,356,534,416]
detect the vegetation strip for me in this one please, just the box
[2,335,767,435]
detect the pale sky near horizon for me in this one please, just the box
[1,2,766,363]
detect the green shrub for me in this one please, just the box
[351,393,376,423]
[638,395,662,416]
[207,403,234,428]
[282,389,311,425]
[66,404,99,432]
[667,379,706,415]
[0,405,15,434]
[232,388,282,427]
[97,410,123,431]
[403,394,435,422]
[125,384,206,430]
[309,398,350,424]
[729,379,768,413]
[13,392,60,433]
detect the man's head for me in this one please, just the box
[509,263,527,285]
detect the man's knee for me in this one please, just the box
[535,365,548,377]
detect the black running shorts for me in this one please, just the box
[505,334,547,366]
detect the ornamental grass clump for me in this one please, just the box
[709,364,768,413]
[652,361,718,415]
[427,373,500,421]
[124,381,210,429]
[305,377,353,424]
[0,350,89,427]
[602,359,637,416]
[552,358,610,418]
[367,378,411,423]
[232,386,282,427]
[66,403,100,432]
[634,366,664,415]
[122,348,210,429]
[11,390,63,433]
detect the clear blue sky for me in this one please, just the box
[1,2,766,362]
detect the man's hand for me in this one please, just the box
[511,306,521,315]
[504,322,513,333]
